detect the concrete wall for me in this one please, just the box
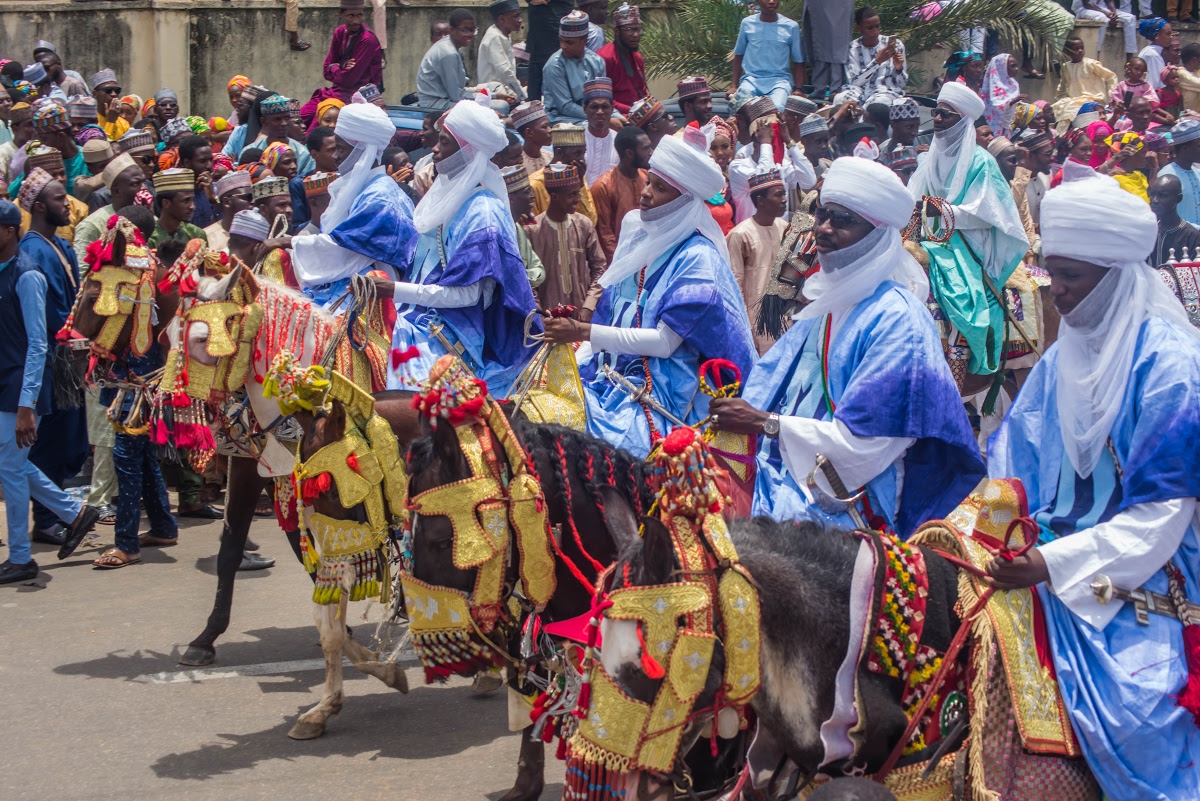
[0,3,1181,117]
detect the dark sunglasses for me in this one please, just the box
[930,107,961,120]
[814,205,866,230]
[136,154,156,165]
[100,85,122,95]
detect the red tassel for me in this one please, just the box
[555,736,568,762]
[152,419,169,445]
[575,680,591,716]
[391,345,420,369]
[1176,624,1200,727]
[662,426,696,456]
[346,452,360,473]
[636,624,665,679]
[171,393,191,408]
[458,395,485,419]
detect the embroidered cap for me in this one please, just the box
[502,164,530,192]
[628,95,665,128]
[160,117,192,144]
[543,163,582,189]
[1172,118,1200,145]
[153,168,195,193]
[559,10,591,38]
[215,170,252,199]
[748,167,783,193]
[23,62,47,85]
[243,84,272,102]
[118,128,156,155]
[89,68,118,91]
[32,103,70,134]
[303,171,338,198]
[260,94,292,116]
[785,95,819,117]
[677,76,710,101]
[68,96,98,123]
[613,3,641,28]
[9,103,31,124]
[230,208,271,241]
[359,83,382,104]
[1016,128,1052,151]
[18,167,54,211]
[798,113,829,137]
[583,77,614,102]
[743,96,777,123]
[885,144,919,170]
[889,97,921,121]
[27,145,64,173]
[511,100,548,131]
[252,176,290,201]
[550,123,586,147]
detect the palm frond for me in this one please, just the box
[639,0,1074,89]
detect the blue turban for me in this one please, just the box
[1139,17,1168,41]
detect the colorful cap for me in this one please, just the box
[613,3,641,28]
[511,100,548,131]
[18,167,54,211]
[785,95,819,116]
[502,164,530,192]
[11,81,34,102]
[68,96,98,123]
[885,144,919,170]
[628,95,665,128]
[89,68,118,90]
[27,144,64,173]
[118,128,156,155]
[359,84,383,104]
[583,77,614,102]
[889,97,920,121]
[185,115,210,135]
[743,96,777,123]
[260,94,292,116]
[748,167,783,193]
[230,208,271,241]
[243,84,272,102]
[677,76,710,101]
[252,176,290,200]
[9,103,31,124]
[152,168,195,193]
[559,10,591,38]
[32,103,70,134]
[82,138,114,164]
[798,113,828,137]
[23,62,47,85]
[215,170,252,199]
[160,117,192,143]
[303,171,338,198]
[550,123,586,147]
[543,163,582,189]
[1015,128,1051,150]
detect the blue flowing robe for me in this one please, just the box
[580,233,756,458]
[989,317,1200,801]
[744,281,983,537]
[387,188,537,393]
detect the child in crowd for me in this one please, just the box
[1159,65,1184,119]
[1111,56,1160,108]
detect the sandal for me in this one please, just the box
[290,39,312,52]
[254,493,274,518]
[138,534,178,547]
[96,505,117,526]
[93,548,142,569]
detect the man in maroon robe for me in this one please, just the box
[596,4,647,114]
[300,0,385,128]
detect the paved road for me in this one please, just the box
[0,497,565,801]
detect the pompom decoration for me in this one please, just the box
[410,354,491,426]
[652,424,727,516]
[262,349,331,415]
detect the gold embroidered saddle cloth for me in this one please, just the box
[509,342,587,431]
[911,478,1080,758]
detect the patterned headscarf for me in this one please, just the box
[75,126,107,146]
[943,50,982,81]
[1105,130,1144,154]
[260,141,294,170]
[227,74,252,93]
[1138,16,1168,41]
[18,166,54,211]
[12,80,34,101]
[185,115,210,135]
[1012,102,1038,132]
[141,97,156,118]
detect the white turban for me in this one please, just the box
[820,156,914,231]
[797,157,929,321]
[414,96,509,234]
[937,81,985,122]
[322,102,397,234]
[600,123,729,287]
[1043,179,1199,477]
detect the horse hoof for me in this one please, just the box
[287,719,327,740]
[178,645,216,667]
[359,660,409,693]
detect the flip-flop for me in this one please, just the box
[290,40,312,52]
[93,548,142,570]
[138,534,178,547]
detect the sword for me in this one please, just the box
[600,364,687,427]
[1091,574,1200,626]
[805,453,870,530]
[428,322,476,378]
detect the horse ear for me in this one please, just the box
[326,399,347,441]
[639,516,676,585]
[599,486,639,552]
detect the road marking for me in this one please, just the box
[139,654,419,684]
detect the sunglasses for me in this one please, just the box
[930,107,961,120]
[100,85,122,95]
[136,154,156,165]
[814,205,866,230]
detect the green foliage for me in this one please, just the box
[639,0,1075,88]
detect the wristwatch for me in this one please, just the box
[762,413,780,438]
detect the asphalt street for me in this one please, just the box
[0,494,565,801]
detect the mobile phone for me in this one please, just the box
[1123,90,1134,106]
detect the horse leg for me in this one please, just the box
[498,730,545,801]
[180,456,269,666]
[341,629,409,693]
[288,597,348,740]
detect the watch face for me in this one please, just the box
[763,414,779,436]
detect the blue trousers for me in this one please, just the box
[0,411,80,564]
[113,432,177,554]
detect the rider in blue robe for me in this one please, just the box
[544,129,756,459]
[987,178,1200,801]
[710,156,982,538]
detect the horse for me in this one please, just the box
[582,483,1099,801]
[402,356,656,801]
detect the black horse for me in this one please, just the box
[406,412,656,801]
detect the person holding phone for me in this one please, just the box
[843,7,908,106]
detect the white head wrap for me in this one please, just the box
[600,123,729,287]
[413,96,508,234]
[907,83,984,209]
[1043,179,1200,476]
[798,157,929,320]
[322,102,396,234]
[937,81,986,122]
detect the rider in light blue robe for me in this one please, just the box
[987,178,1200,801]
[580,232,756,457]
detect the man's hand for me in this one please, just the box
[708,397,769,435]
[262,235,292,251]
[389,165,414,184]
[609,116,626,132]
[198,171,216,200]
[542,316,590,344]
[344,58,357,70]
[924,201,942,218]
[984,549,1049,590]
[15,406,36,449]
[755,121,774,144]
[370,275,396,299]
[874,38,897,66]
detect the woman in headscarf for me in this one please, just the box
[542,123,756,457]
[944,50,984,98]
[704,116,736,235]
[1086,116,1115,169]
[377,96,532,392]
[226,75,251,128]
[982,53,1025,137]
[260,141,298,181]
[314,97,344,133]
[708,156,980,537]
[118,94,142,125]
